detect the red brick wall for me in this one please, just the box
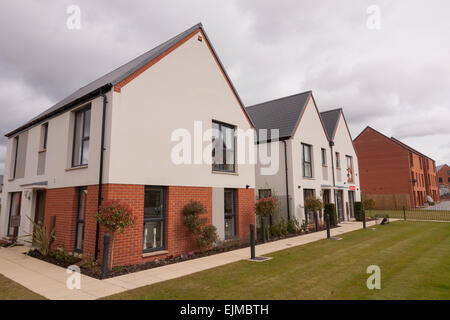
[42,184,255,267]
[236,188,255,240]
[43,187,78,251]
[354,128,412,197]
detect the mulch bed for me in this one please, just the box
[25,224,342,279]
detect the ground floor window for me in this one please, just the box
[74,187,87,252]
[224,189,237,240]
[143,186,166,252]
[8,192,22,237]
[303,189,316,224]
[258,189,272,199]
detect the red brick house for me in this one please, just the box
[0,23,255,267]
[437,164,450,197]
[354,127,439,209]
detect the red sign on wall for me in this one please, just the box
[349,186,356,191]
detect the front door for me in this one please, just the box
[348,191,355,219]
[7,192,22,238]
[224,189,237,240]
[33,190,46,242]
[336,190,344,221]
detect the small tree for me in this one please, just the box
[96,201,134,269]
[255,196,277,218]
[305,196,323,224]
[182,201,218,251]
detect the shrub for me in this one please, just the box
[96,201,134,269]
[305,197,323,212]
[279,218,288,236]
[301,219,308,232]
[22,217,55,256]
[354,201,364,221]
[182,201,218,251]
[270,223,282,238]
[324,203,338,227]
[287,218,299,234]
[363,198,376,211]
[255,197,277,217]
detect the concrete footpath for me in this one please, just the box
[0,220,379,300]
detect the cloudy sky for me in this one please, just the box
[0,0,449,174]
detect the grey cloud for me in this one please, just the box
[0,0,449,174]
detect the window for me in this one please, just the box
[258,189,272,199]
[321,148,326,166]
[41,123,48,150]
[302,143,312,178]
[224,189,237,240]
[409,152,413,166]
[11,136,19,179]
[346,155,354,182]
[303,189,315,224]
[72,107,91,167]
[448,177,450,183]
[7,192,22,237]
[419,157,422,169]
[447,170,450,175]
[74,187,87,252]
[212,121,235,172]
[335,152,340,168]
[143,186,166,252]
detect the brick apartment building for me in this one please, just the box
[354,127,439,209]
[437,164,450,197]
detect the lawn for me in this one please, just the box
[367,209,450,221]
[0,273,45,300]
[105,221,450,300]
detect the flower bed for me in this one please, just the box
[26,224,341,279]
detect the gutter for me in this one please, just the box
[282,140,291,220]
[94,90,108,261]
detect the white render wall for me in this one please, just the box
[290,99,333,221]
[253,101,361,223]
[0,91,113,238]
[107,30,255,189]
[330,113,361,208]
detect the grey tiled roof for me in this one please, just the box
[320,108,342,141]
[245,91,312,142]
[7,23,247,136]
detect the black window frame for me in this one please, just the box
[143,186,166,253]
[42,123,48,150]
[302,143,313,178]
[74,186,87,253]
[321,148,326,166]
[71,106,91,167]
[409,152,413,166]
[224,188,237,240]
[346,155,354,182]
[212,120,236,173]
[7,192,22,237]
[12,136,19,179]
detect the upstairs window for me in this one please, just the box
[335,152,341,168]
[302,143,312,178]
[11,136,19,179]
[41,123,48,150]
[72,107,91,167]
[212,121,235,173]
[346,155,354,183]
[409,152,413,166]
[321,148,326,166]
